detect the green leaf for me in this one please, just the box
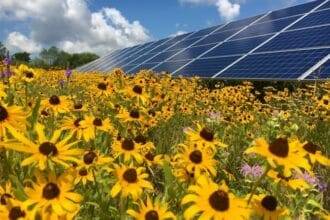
[9,175,28,201]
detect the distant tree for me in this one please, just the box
[69,52,99,68]
[39,46,60,66]
[0,42,8,60]
[12,52,31,64]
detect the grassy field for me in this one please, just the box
[0,64,329,219]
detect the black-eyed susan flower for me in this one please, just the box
[181,175,249,219]
[72,166,95,185]
[3,124,82,170]
[124,84,149,105]
[110,164,153,200]
[184,123,227,150]
[250,194,288,220]
[127,196,175,219]
[40,95,71,115]
[301,142,330,166]
[175,143,217,177]
[0,182,14,206]
[81,149,112,168]
[80,115,113,140]
[245,138,311,176]
[0,103,26,137]
[112,138,143,164]
[14,64,38,83]
[24,172,82,218]
[267,169,311,190]
[0,198,32,220]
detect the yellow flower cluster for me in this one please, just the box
[0,64,328,219]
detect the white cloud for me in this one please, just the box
[0,0,150,55]
[179,0,240,21]
[170,30,188,37]
[5,32,42,53]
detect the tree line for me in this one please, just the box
[0,42,99,69]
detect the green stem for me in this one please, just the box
[247,165,271,204]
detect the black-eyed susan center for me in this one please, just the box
[121,139,135,151]
[93,118,103,126]
[189,150,203,164]
[49,95,60,105]
[79,168,88,176]
[199,128,214,142]
[129,110,140,119]
[134,135,147,144]
[24,71,34,78]
[9,206,26,220]
[39,142,58,156]
[123,168,138,183]
[303,142,318,154]
[97,83,107,90]
[83,151,97,164]
[74,118,82,127]
[145,210,159,220]
[268,138,289,158]
[0,193,12,205]
[145,152,155,161]
[261,195,277,211]
[133,85,143,94]
[0,106,9,121]
[42,182,60,200]
[74,103,83,110]
[208,190,230,212]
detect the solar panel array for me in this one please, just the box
[78,0,330,80]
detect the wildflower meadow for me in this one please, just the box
[0,63,329,219]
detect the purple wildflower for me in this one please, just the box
[3,57,11,66]
[65,69,72,78]
[240,163,263,179]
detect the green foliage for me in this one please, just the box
[12,52,31,64]
[0,41,8,60]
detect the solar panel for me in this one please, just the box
[218,48,330,79]
[305,59,330,79]
[79,0,330,80]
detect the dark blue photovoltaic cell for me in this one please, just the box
[124,63,159,73]
[164,37,202,51]
[174,56,240,77]
[289,9,330,30]
[257,26,330,52]
[219,49,330,79]
[186,25,222,39]
[150,33,191,53]
[219,15,262,32]
[317,1,330,10]
[257,0,324,23]
[147,50,182,63]
[203,35,272,57]
[306,60,330,79]
[153,60,192,73]
[168,44,216,61]
[233,15,300,39]
[193,29,239,46]
[128,53,159,65]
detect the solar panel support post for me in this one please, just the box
[212,0,330,78]
[298,54,330,80]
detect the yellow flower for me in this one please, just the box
[127,196,175,219]
[40,95,70,115]
[174,143,217,177]
[110,164,153,200]
[249,194,289,220]
[184,123,227,150]
[181,175,249,219]
[3,124,82,170]
[24,172,82,218]
[245,138,311,176]
[301,142,330,166]
[0,198,33,220]
[267,169,311,190]
[80,115,113,140]
[0,103,26,137]
[112,138,144,164]
[15,64,38,83]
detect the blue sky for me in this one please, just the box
[0,0,311,55]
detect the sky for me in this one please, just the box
[0,0,312,56]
